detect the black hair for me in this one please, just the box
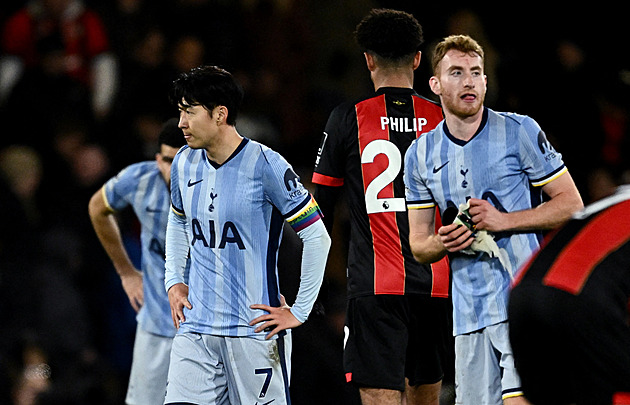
[169,65,244,126]
[158,117,186,148]
[355,9,424,62]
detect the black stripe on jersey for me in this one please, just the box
[278,336,291,403]
[530,164,566,185]
[284,194,311,219]
[206,138,249,169]
[171,204,185,215]
[266,207,283,308]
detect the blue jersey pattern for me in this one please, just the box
[169,139,311,339]
[404,108,567,335]
[104,161,175,337]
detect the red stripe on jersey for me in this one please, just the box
[356,95,406,295]
[312,172,344,187]
[430,208,450,297]
[412,96,443,138]
[613,392,630,404]
[543,200,630,295]
[412,97,450,297]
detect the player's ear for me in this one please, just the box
[412,51,421,71]
[364,52,376,72]
[216,106,228,125]
[429,76,441,96]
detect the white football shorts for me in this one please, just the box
[164,331,292,404]
[125,325,173,405]
[454,321,523,404]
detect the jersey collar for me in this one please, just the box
[206,138,249,169]
[443,107,489,146]
[375,87,418,96]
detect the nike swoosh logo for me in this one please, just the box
[255,400,275,405]
[432,161,449,173]
[187,179,203,187]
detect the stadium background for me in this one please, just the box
[0,1,628,403]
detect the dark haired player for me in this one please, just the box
[312,9,450,405]
[509,184,630,405]
[164,65,330,404]
[89,118,186,405]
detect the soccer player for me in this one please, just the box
[312,9,450,405]
[163,65,331,405]
[403,34,583,404]
[88,118,186,405]
[509,184,630,405]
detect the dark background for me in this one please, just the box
[1,1,628,403]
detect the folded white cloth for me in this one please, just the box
[453,201,513,279]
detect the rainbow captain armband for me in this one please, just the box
[287,195,323,232]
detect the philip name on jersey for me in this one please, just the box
[380,116,429,133]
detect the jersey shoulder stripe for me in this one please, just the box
[406,200,436,210]
[287,195,323,232]
[103,160,158,212]
[530,165,567,187]
[312,172,343,187]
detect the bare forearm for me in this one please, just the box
[410,233,447,264]
[470,171,584,233]
[501,190,583,232]
[408,208,448,264]
[88,193,136,277]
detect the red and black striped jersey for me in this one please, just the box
[313,87,449,298]
[514,186,630,302]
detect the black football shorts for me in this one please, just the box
[343,294,450,391]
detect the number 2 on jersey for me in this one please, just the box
[361,139,405,214]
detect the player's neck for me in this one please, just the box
[444,108,485,141]
[205,127,243,165]
[371,70,414,90]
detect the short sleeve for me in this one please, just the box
[404,139,435,209]
[518,117,567,187]
[103,163,143,212]
[263,150,310,211]
[170,151,185,216]
[312,103,351,187]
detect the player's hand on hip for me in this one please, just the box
[249,296,302,340]
[467,198,506,232]
[438,222,474,252]
[121,269,144,312]
[167,283,192,329]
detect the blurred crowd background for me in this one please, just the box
[0,1,629,404]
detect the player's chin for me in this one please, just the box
[185,138,201,149]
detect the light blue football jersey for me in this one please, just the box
[404,108,567,335]
[166,138,318,339]
[103,161,176,337]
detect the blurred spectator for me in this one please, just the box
[0,0,117,120]
[535,39,605,201]
[0,145,43,226]
[169,34,205,74]
[0,31,92,152]
[239,0,315,159]
[9,338,51,405]
[93,0,162,65]
[0,146,44,332]
[105,26,175,164]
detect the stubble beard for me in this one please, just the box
[444,92,485,120]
